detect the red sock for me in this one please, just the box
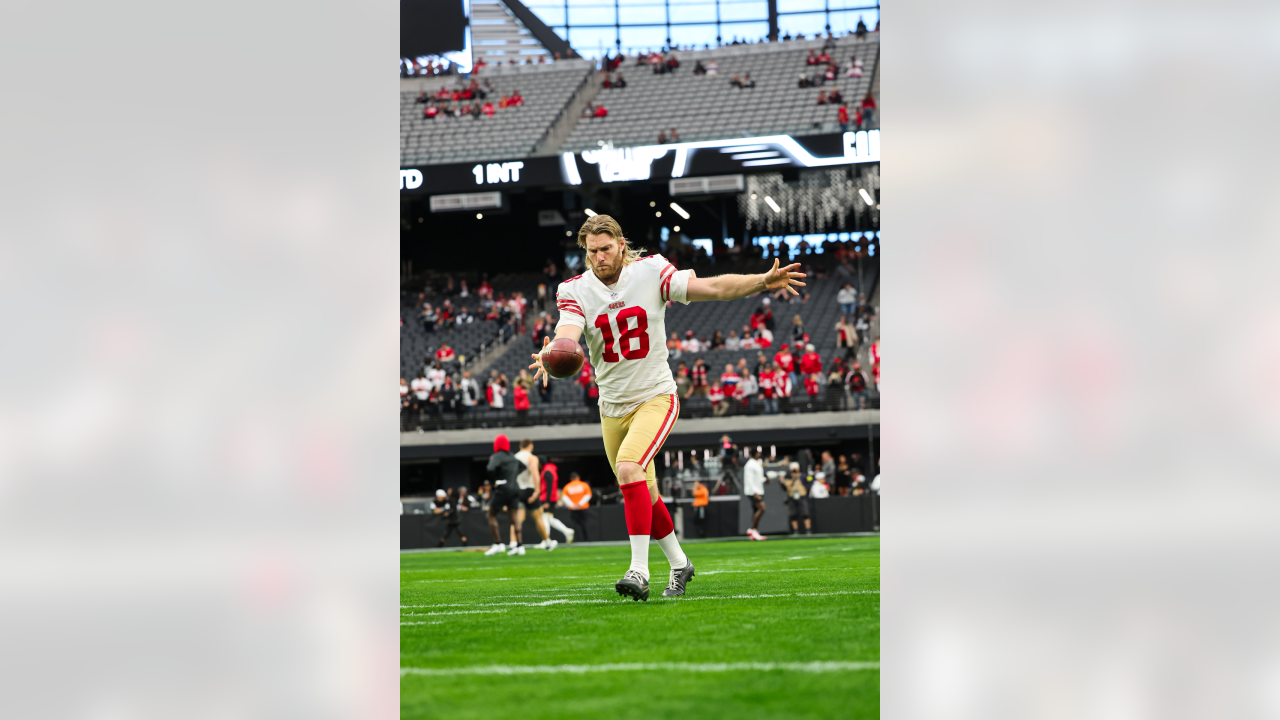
[650,497,675,540]
[620,481,652,536]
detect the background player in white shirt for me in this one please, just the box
[512,439,555,554]
[530,214,804,600]
[743,448,768,540]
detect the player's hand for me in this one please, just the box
[529,336,551,387]
[762,259,806,296]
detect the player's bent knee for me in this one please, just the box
[616,461,645,486]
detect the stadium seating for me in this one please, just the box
[401,60,594,166]
[402,258,879,430]
[562,34,879,153]
[400,34,879,167]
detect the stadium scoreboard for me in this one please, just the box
[400,130,879,196]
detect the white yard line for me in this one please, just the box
[401,661,879,677]
[409,567,871,584]
[400,609,510,620]
[401,589,878,611]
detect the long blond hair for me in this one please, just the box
[577,214,643,273]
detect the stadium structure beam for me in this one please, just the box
[767,0,778,41]
[499,0,577,58]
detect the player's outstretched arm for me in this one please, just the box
[529,324,585,387]
[685,259,806,302]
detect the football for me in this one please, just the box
[542,337,585,379]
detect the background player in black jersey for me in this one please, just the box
[484,434,528,556]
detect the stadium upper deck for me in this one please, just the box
[400,33,878,167]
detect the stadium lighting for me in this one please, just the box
[650,201,656,207]
[764,196,781,213]
[655,211,662,217]
[673,225,680,232]
[669,202,690,220]
[859,189,875,206]
[584,208,597,217]
[476,213,483,219]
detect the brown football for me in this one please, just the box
[542,337,586,379]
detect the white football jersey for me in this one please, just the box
[514,449,536,490]
[555,254,693,417]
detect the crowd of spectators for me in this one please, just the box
[663,440,880,510]
[796,42,878,132]
[416,78,527,121]
[665,287,879,417]
[401,51,574,78]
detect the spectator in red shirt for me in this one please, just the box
[773,345,796,377]
[510,89,524,106]
[593,104,608,118]
[425,105,439,119]
[861,92,877,127]
[806,49,818,66]
[482,101,495,116]
[803,373,820,399]
[691,357,709,396]
[708,380,727,416]
[477,279,492,298]
[837,103,849,132]
[513,383,530,412]
[773,365,793,401]
[436,344,456,364]
[576,359,593,401]
[799,343,822,376]
[720,364,740,392]
[758,362,778,415]
[436,85,450,100]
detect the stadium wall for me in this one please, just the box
[399,408,879,460]
[400,494,878,549]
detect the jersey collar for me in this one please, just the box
[590,262,630,294]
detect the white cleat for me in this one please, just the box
[564,528,575,545]
[507,544,526,556]
[545,539,558,551]
[533,539,548,550]
[484,543,506,556]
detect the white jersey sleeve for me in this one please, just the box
[655,257,695,305]
[554,276,587,331]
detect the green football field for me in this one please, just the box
[401,535,880,719]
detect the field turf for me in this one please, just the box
[401,536,879,719]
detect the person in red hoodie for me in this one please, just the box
[482,101,495,116]
[759,362,778,415]
[593,104,608,118]
[708,379,727,416]
[861,91,877,127]
[803,373,820,400]
[773,365,792,415]
[774,344,796,390]
[798,343,822,377]
[837,103,849,132]
[513,383,530,412]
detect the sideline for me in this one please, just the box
[400,660,879,677]
[401,531,879,554]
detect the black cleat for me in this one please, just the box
[615,570,650,602]
[662,560,695,597]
